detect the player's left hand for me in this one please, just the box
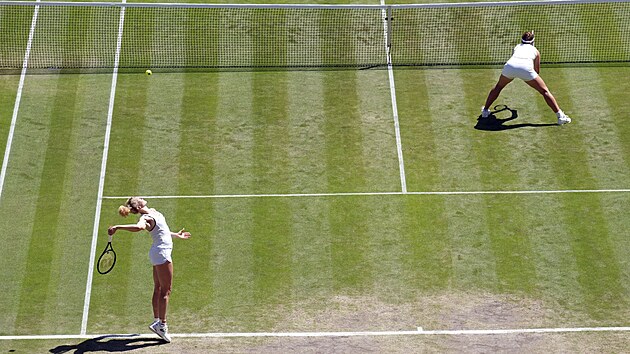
[177,229,191,239]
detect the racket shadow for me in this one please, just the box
[49,334,165,353]
[474,105,557,131]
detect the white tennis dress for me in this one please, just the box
[142,209,173,265]
[502,43,539,81]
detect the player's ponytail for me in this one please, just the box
[118,205,131,217]
[121,196,144,216]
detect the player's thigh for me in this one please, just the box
[496,74,513,88]
[525,76,550,94]
[152,266,160,288]
[155,262,173,290]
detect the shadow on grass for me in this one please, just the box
[475,105,557,131]
[49,334,165,353]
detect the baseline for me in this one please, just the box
[1,326,630,340]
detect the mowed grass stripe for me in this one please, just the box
[210,73,256,331]
[173,72,219,323]
[463,70,539,293]
[289,198,333,303]
[251,72,293,311]
[287,72,326,192]
[323,72,372,291]
[526,194,585,323]
[103,73,146,196]
[286,72,334,304]
[14,76,79,334]
[0,76,58,334]
[367,195,413,300]
[423,69,497,290]
[139,73,184,194]
[400,195,452,292]
[177,73,219,194]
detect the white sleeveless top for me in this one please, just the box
[142,209,173,249]
[507,44,538,66]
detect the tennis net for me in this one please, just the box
[1,0,629,71]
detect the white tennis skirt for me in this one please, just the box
[502,60,538,81]
[149,246,173,266]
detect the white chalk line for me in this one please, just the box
[2,326,629,340]
[101,188,630,200]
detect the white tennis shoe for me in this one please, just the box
[148,320,160,335]
[149,321,171,343]
[481,106,490,118]
[557,115,572,125]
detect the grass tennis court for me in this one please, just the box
[1,0,630,352]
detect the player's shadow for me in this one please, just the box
[49,334,165,353]
[475,105,557,131]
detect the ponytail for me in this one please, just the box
[119,197,144,217]
[118,205,131,217]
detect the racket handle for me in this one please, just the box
[108,234,113,243]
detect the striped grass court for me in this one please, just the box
[0,0,629,352]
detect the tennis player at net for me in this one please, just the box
[108,197,191,343]
[481,31,571,125]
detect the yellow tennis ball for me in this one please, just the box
[145,69,152,76]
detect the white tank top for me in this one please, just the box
[142,209,173,249]
[508,44,538,62]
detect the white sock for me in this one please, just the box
[556,110,564,118]
[153,318,160,324]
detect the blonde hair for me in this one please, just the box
[118,197,144,217]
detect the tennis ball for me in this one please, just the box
[145,69,152,76]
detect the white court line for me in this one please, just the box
[81,0,126,336]
[381,0,407,193]
[101,188,630,200]
[1,326,629,340]
[0,0,40,202]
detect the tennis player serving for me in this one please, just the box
[108,197,191,343]
[481,31,571,125]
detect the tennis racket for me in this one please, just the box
[97,234,116,275]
